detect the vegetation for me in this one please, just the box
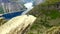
[26,0,60,34]
[0,0,60,34]
[44,26,60,34]
[0,18,7,26]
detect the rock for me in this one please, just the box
[0,15,36,34]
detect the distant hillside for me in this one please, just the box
[0,7,4,14]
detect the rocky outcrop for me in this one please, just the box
[0,15,36,34]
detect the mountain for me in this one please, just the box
[0,0,10,3]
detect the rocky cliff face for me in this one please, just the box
[0,15,36,34]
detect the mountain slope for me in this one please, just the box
[26,0,60,34]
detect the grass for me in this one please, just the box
[26,1,60,34]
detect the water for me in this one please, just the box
[2,11,24,19]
